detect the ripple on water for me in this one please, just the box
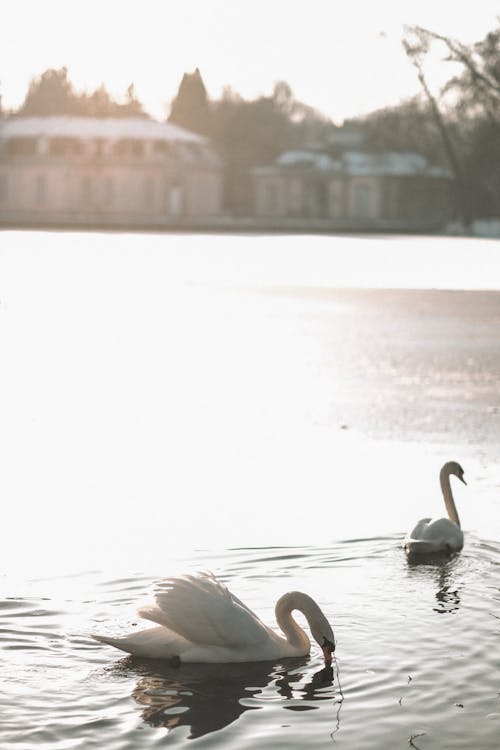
[1,538,500,749]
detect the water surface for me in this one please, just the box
[1,231,499,748]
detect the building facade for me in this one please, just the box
[0,116,223,227]
[253,149,453,231]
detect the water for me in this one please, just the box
[1,230,500,748]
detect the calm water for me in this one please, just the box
[1,231,500,749]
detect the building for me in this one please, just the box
[0,116,223,228]
[252,147,454,231]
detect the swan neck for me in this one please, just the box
[440,467,461,527]
[275,592,314,650]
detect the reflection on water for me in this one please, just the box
[2,539,500,749]
[433,562,462,615]
[124,656,339,739]
[434,583,461,614]
[407,553,461,614]
[406,556,462,614]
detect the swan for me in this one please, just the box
[93,571,335,665]
[404,461,466,557]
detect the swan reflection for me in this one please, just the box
[124,656,338,739]
[406,556,461,614]
[433,562,461,614]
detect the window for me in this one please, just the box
[328,180,343,218]
[154,141,172,158]
[113,139,144,158]
[265,182,279,214]
[131,140,143,157]
[49,137,84,156]
[354,183,371,218]
[103,176,114,207]
[0,174,7,203]
[168,184,183,215]
[81,176,92,205]
[6,137,38,156]
[35,175,47,206]
[196,179,209,213]
[143,177,155,209]
[94,139,105,158]
[288,178,302,214]
[187,143,201,160]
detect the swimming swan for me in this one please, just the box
[404,461,466,557]
[93,571,335,665]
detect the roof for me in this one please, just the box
[0,116,205,144]
[276,150,340,170]
[253,148,452,179]
[343,150,451,177]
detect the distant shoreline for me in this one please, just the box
[0,216,457,236]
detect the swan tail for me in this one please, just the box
[92,633,125,648]
[92,625,189,660]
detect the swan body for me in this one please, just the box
[93,571,335,664]
[404,461,466,557]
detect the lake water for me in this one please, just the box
[1,230,500,749]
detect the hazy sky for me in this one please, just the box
[1,1,498,122]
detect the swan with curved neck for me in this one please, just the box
[93,572,335,665]
[404,461,466,557]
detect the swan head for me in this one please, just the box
[320,636,335,666]
[443,461,467,485]
[310,619,335,666]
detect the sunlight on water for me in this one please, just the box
[1,231,500,749]
[1,231,499,575]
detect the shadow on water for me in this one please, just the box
[112,656,338,739]
[405,553,462,614]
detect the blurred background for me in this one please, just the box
[0,0,499,234]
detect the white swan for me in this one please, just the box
[404,461,466,557]
[93,571,335,665]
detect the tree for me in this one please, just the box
[14,68,148,119]
[85,84,116,117]
[356,98,448,165]
[417,25,500,121]
[207,81,336,213]
[121,83,146,118]
[17,67,82,116]
[403,22,500,222]
[403,26,472,228]
[83,83,147,118]
[168,67,210,134]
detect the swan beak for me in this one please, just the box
[459,476,467,485]
[322,638,335,666]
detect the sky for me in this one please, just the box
[1,1,498,123]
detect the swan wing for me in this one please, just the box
[417,517,463,546]
[138,572,271,648]
[408,517,432,539]
[406,517,464,552]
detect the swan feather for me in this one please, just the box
[138,571,270,647]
